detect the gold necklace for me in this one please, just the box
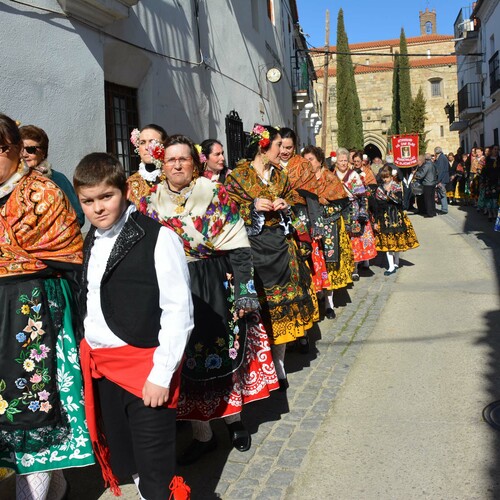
[166,180,195,214]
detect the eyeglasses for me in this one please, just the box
[0,145,10,154]
[23,146,41,155]
[165,157,192,167]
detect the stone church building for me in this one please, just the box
[313,9,460,159]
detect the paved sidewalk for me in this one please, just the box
[2,204,499,499]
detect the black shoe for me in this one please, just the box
[227,421,251,452]
[352,273,360,281]
[384,268,397,276]
[278,377,289,392]
[325,308,336,319]
[177,436,217,466]
[298,336,310,354]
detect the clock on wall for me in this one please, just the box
[266,67,282,83]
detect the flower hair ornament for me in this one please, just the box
[130,128,141,154]
[251,125,271,149]
[147,140,165,169]
[194,144,207,164]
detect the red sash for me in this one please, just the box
[80,339,182,496]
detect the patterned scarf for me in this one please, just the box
[140,176,250,262]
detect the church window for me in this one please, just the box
[426,21,432,34]
[430,78,442,97]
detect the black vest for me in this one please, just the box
[82,211,162,347]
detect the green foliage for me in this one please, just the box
[411,86,429,154]
[390,29,413,135]
[336,8,364,150]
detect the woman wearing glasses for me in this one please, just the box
[0,114,94,499]
[19,125,85,226]
[139,134,278,465]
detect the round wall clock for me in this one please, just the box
[266,67,282,83]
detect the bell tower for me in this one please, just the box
[419,8,437,35]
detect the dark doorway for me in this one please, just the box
[364,143,382,161]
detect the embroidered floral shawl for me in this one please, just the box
[127,170,159,209]
[225,161,298,227]
[284,155,319,203]
[140,176,249,262]
[0,170,83,276]
[317,168,348,204]
[336,168,366,199]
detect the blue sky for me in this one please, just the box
[295,1,469,47]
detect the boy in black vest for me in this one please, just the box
[74,153,193,500]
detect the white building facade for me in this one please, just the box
[1,0,318,177]
[451,0,500,150]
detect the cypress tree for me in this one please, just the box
[411,86,429,154]
[398,28,413,133]
[389,52,400,136]
[336,8,364,149]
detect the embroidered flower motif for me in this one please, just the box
[31,303,42,313]
[30,373,42,384]
[23,360,35,372]
[0,396,8,415]
[194,343,204,353]
[39,401,52,413]
[15,378,27,389]
[205,354,222,370]
[16,332,26,343]
[215,337,225,347]
[28,401,40,412]
[246,279,256,294]
[38,390,50,401]
[228,348,238,360]
[23,318,45,340]
[234,340,240,350]
[20,454,35,467]
[234,325,240,335]
[186,358,196,370]
[20,305,30,315]
[30,344,50,362]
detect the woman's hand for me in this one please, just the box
[255,198,274,211]
[236,307,255,318]
[272,198,289,211]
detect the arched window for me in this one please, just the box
[429,78,443,97]
[426,21,433,34]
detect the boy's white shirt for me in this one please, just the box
[84,204,194,388]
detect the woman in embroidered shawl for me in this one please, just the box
[127,123,168,208]
[225,125,316,391]
[302,146,354,320]
[373,165,419,275]
[334,148,378,281]
[0,114,94,499]
[140,134,278,465]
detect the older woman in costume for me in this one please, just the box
[373,165,419,274]
[302,146,354,319]
[0,114,94,499]
[127,123,168,208]
[225,125,315,390]
[140,134,278,465]
[334,148,377,280]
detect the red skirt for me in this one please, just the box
[310,240,332,292]
[350,220,378,262]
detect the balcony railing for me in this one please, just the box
[453,6,478,54]
[489,51,500,96]
[458,82,482,117]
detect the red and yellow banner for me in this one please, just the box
[390,134,419,168]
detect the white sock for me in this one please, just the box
[271,344,287,379]
[224,414,241,425]
[386,252,395,271]
[326,290,334,309]
[132,474,147,500]
[192,420,213,442]
[16,472,51,500]
[394,252,400,267]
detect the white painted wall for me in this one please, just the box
[0,0,300,178]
